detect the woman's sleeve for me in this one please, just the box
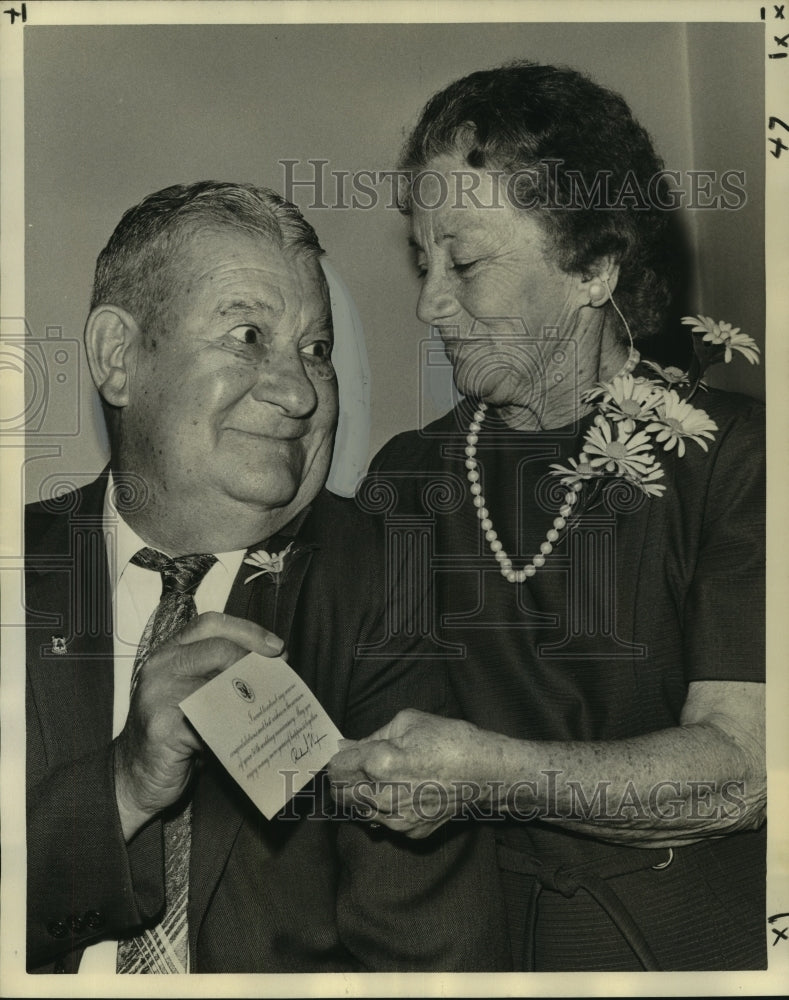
[683,399,765,683]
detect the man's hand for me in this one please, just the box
[114,612,284,841]
[328,709,500,838]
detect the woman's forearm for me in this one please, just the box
[328,681,765,843]
[488,717,764,847]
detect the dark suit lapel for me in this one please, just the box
[26,476,115,769]
[222,534,316,645]
[266,542,316,649]
[189,526,316,940]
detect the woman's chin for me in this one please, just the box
[456,373,542,413]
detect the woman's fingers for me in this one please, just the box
[328,711,497,838]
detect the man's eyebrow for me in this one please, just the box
[305,318,334,339]
[213,298,279,318]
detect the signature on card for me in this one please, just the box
[291,730,328,763]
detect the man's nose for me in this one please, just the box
[416,268,459,326]
[250,349,318,418]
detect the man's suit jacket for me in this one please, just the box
[26,473,511,973]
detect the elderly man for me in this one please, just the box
[25,182,509,974]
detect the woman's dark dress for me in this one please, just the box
[363,383,765,971]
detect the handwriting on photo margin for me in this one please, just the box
[768,116,789,159]
[3,2,26,24]
[768,912,789,946]
[763,4,789,58]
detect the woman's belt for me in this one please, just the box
[495,840,674,971]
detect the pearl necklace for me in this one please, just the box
[465,348,640,584]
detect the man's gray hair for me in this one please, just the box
[90,181,324,337]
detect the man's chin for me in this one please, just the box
[228,460,330,516]
[230,483,301,513]
[215,443,333,523]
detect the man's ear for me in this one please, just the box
[83,305,143,407]
[580,258,621,307]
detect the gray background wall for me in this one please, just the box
[23,21,765,499]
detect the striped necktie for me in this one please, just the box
[116,547,217,974]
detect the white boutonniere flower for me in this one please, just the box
[243,541,295,584]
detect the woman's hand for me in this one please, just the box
[328,708,503,838]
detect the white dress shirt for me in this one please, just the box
[78,473,246,975]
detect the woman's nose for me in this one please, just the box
[250,349,319,418]
[416,268,458,326]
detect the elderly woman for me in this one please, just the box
[330,63,765,971]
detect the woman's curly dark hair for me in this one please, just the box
[398,61,678,341]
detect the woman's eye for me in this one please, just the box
[301,340,332,360]
[228,325,261,345]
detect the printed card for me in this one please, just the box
[180,652,343,819]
